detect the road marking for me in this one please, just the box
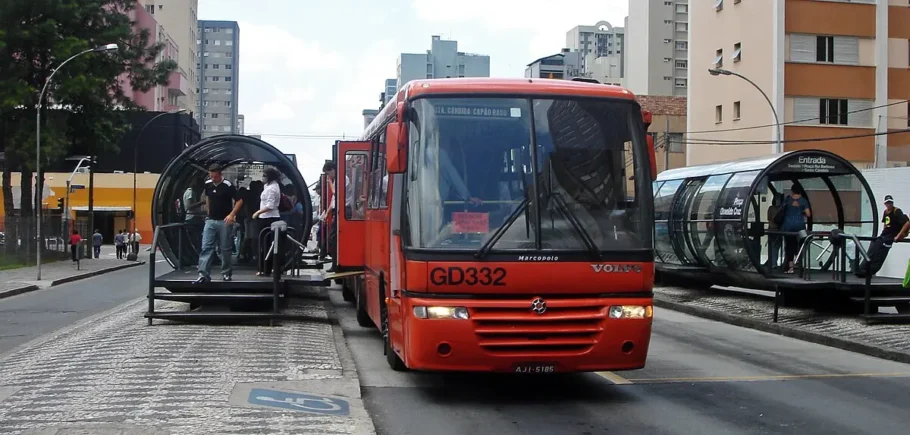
[247,388,350,416]
[625,372,910,384]
[597,371,633,385]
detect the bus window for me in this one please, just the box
[344,151,368,220]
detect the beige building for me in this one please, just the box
[638,95,688,172]
[140,0,199,114]
[688,0,910,169]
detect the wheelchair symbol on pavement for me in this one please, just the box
[247,388,350,416]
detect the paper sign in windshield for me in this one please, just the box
[452,212,489,233]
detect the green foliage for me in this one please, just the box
[0,0,178,208]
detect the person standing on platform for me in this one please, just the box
[252,168,283,276]
[194,163,244,284]
[781,183,811,274]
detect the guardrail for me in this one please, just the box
[147,222,188,324]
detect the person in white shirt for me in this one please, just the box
[251,167,283,276]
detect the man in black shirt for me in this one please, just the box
[194,163,244,283]
[858,194,909,277]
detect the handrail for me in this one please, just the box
[148,222,187,326]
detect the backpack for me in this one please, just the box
[278,194,293,212]
[773,205,786,227]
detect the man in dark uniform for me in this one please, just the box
[858,194,909,277]
[194,163,244,283]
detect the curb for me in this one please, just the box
[653,296,910,365]
[0,261,147,301]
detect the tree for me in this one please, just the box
[0,0,177,218]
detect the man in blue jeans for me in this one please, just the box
[194,163,244,283]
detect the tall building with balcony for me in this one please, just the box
[625,0,689,96]
[196,20,240,137]
[396,36,490,89]
[121,1,188,111]
[565,21,626,86]
[140,0,199,113]
[687,0,910,168]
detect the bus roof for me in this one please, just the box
[404,77,638,100]
[360,78,639,140]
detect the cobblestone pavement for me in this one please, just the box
[0,245,148,297]
[655,285,910,361]
[0,297,374,434]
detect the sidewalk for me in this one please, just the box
[0,295,375,434]
[0,245,148,299]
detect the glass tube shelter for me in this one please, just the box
[653,149,880,287]
[152,135,313,270]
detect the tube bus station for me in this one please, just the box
[653,149,909,320]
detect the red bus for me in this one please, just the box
[333,78,657,373]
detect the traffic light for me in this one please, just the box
[57,198,65,211]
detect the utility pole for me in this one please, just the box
[664,116,671,173]
[88,156,95,258]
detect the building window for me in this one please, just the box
[675,78,687,87]
[226,28,233,34]
[664,1,672,5]
[204,64,208,69]
[733,101,741,120]
[225,64,232,70]
[226,51,233,57]
[664,38,672,44]
[816,36,834,62]
[664,76,672,80]
[213,64,220,69]
[675,22,688,32]
[203,51,209,57]
[211,76,219,82]
[732,42,742,62]
[664,57,672,62]
[716,105,723,123]
[664,20,672,24]
[226,40,233,46]
[212,113,219,119]
[203,88,209,93]
[820,98,848,125]
[714,0,723,11]
[676,4,688,13]
[714,49,723,67]
[225,101,232,107]
[675,60,688,69]
[225,77,232,82]
[214,40,221,46]
[676,41,688,50]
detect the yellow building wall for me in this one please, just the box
[1,172,161,241]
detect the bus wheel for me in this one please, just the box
[380,282,406,371]
[342,279,355,303]
[355,281,372,328]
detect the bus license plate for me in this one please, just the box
[513,362,556,374]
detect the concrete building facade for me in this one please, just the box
[638,95,688,172]
[524,50,585,80]
[396,36,490,89]
[687,0,910,168]
[121,1,188,112]
[140,0,198,113]
[565,21,626,86]
[625,0,689,97]
[196,20,240,137]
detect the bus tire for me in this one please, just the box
[379,279,406,371]
[355,280,372,328]
[342,279,355,303]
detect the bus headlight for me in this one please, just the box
[608,305,653,319]
[413,306,470,320]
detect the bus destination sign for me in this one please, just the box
[434,105,520,119]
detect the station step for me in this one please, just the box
[861,313,910,324]
[155,279,278,291]
[849,296,910,305]
[151,292,282,302]
[144,311,331,323]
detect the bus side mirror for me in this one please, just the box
[386,122,407,174]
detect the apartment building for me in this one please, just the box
[688,0,910,168]
[625,0,689,97]
[121,1,188,111]
[140,0,199,113]
[565,21,626,86]
[397,36,490,89]
[197,20,240,137]
[638,95,688,172]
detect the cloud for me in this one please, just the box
[238,21,342,73]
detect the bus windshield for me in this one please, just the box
[405,96,650,254]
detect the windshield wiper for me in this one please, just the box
[474,197,529,259]
[549,193,602,261]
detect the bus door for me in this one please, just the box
[336,141,371,268]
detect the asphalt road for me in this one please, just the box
[0,261,165,356]
[331,292,910,435]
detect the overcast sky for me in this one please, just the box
[197,0,629,184]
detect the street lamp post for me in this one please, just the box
[130,108,185,258]
[708,68,783,155]
[63,156,91,237]
[35,43,118,280]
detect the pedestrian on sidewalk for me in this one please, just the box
[194,163,243,284]
[92,229,103,259]
[130,229,142,254]
[69,229,82,262]
[114,230,126,259]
